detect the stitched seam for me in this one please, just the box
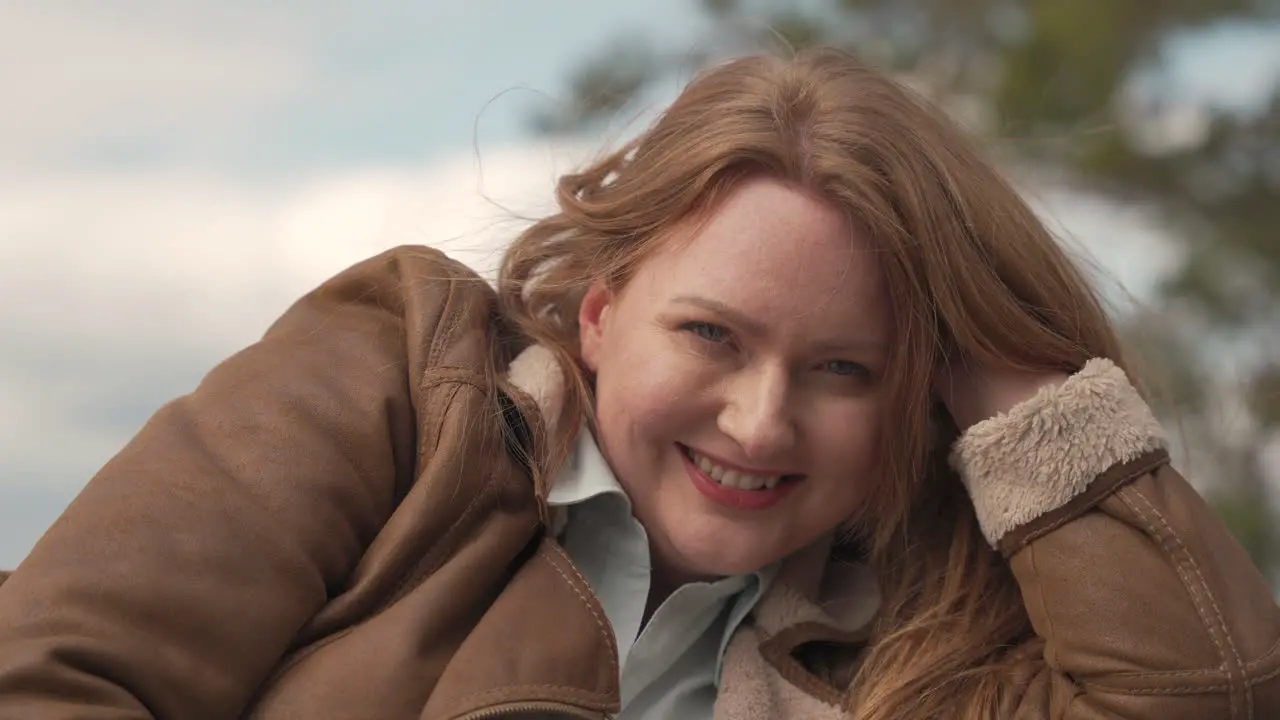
[1083,662,1280,696]
[1082,681,1237,695]
[1245,635,1280,672]
[537,543,620,684]
[1129,486,1250,720]
[448,684,616,711]
[1009,488,1107,551]
[1105,667,1228,680]
[1249,663,1280,686]
[1117,487,1238,719]
[420,370,487,394]
[1006,452,1166,554]
[426,274,461,366]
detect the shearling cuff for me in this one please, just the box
[950,358,1166,547]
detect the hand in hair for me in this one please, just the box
[935,359,1070,433]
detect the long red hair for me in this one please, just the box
[497,48,1128,718]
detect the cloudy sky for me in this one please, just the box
[2,3,1278,568]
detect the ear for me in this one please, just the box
[578,280,614,373]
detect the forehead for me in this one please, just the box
[628,177,887,332]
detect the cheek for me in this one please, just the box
[810,402,884,487]
[597,336,713,434]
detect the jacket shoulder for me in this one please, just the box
[0,243,509,718]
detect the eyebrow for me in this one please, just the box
[669,295,887,354]
[672,295,767,336]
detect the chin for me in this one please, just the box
[661,521,782,579]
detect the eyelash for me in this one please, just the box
[684,321,731,344]
[680,321,871,379]
[821,360,872,380]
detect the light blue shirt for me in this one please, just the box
[548,431,777,719]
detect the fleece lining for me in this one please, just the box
[949,358,1166,547]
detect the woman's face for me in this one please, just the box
[578,175,891,581]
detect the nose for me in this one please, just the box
[717,363,797,463]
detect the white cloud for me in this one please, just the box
[0,0,705,174]
[0,2,312,168]
[0,138,598,564]
[0,140,590,477]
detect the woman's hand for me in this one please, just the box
[935,359,1070,433]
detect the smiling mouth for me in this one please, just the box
[677,443,804,491]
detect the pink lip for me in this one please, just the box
[679,445,801,511]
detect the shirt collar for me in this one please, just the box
[546,428,630,508]
[547,426,781,685]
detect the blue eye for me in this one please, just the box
[685,321,731,343]
[823,360,869,378]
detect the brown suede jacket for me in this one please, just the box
[0,246,1276,719]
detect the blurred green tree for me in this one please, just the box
[537,0,1280,581]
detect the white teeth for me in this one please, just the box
[687,448,783,491]
[723,471,766,490]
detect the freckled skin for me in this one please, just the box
[578,177,892,586]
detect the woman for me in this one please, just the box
[0,48,1275,720]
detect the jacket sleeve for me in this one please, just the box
[951,358,1280,719]
[0,246,481,719]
